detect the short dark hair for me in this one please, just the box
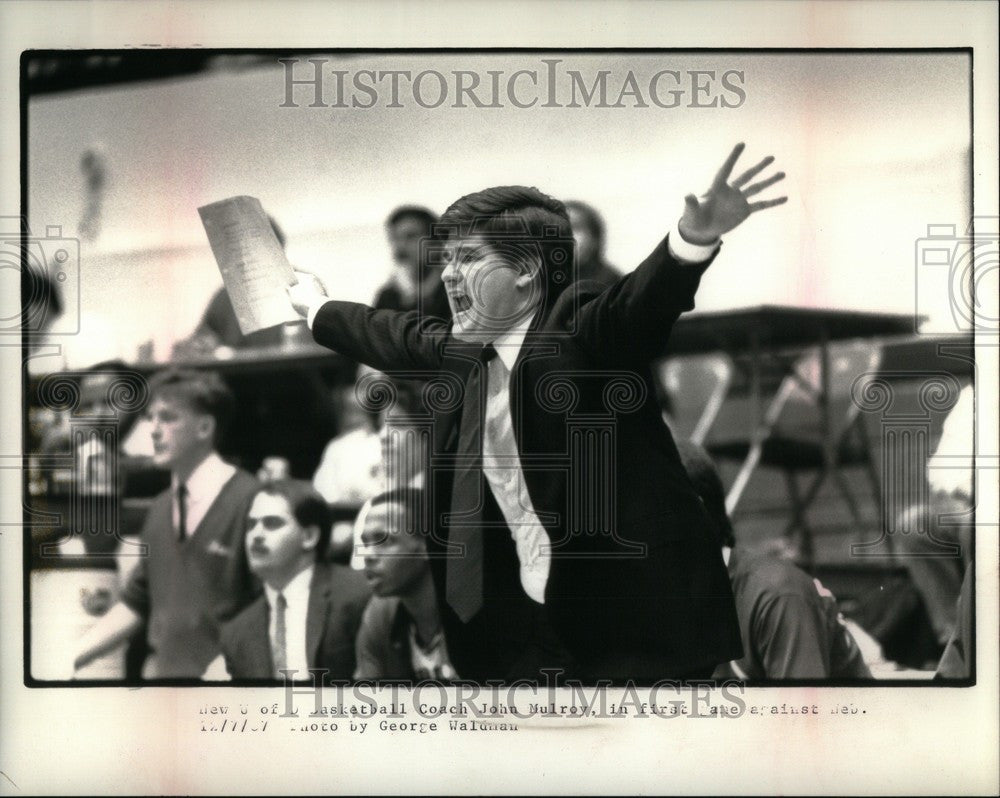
[386,205,438,232]
[369,486,429,545]
[565,200,607,250]
[253,479,332,561]
[438,185,574,311]
[21,265,63,329]
[675,439,735,549]
[147,368,235,443]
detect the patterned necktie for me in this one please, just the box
[273,592,288,678]
[176,482,189,541]
[446,344,497,623]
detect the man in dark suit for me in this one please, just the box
[212,479,369,682]
[288,144,787,683]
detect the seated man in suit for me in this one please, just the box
[288,143,787,684]
[210,479,370,682]
[676,440,872,681]
[354,488,456,681]
[73,369,260,679]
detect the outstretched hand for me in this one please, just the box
[678,142,787,245]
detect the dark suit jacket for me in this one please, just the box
[311,233,742,681]
[353,596,420,681]
[219,562,370,682]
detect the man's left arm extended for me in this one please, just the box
[575,143,786,364]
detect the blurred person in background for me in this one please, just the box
[914,383,975,649]
[72,369,260,679]
[205,479,369,683]
[676,440,872,681]
[564,200,622,289]
[315,372,430,564]
[312,369,385,507]
[852,383,975,672]
[312,370,384,561]
[22,263,64,361]
[913,383,974,677]
[48,362,146,554]
[373,205,451,319]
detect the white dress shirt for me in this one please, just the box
[306,227,718,603]
[312,427,383,504]
[171,452,237,538]
[264,564,314,677]
[483,315,551,602]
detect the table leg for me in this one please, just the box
[802,331,836,564]
[819,330,833,469]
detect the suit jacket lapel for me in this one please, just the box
[433,347,480,456]
[245,598,273,678]
[305,565,332,667]
[508,337,559,450]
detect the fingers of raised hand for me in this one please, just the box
[743,170,786,197]
[748,196,788,213]
[711,142,746,189]
[715,144,787,213]
[731,155,775,189]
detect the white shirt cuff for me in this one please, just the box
[668,223,720,264]
[306,299,328,330]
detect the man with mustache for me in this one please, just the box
[212,479,370,682]
[288,144,787,683]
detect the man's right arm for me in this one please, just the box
[312,301,447,373]
[73,602,143,673]
[289,274,448,372]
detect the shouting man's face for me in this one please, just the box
[440,236,539,342]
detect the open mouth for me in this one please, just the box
[449,292,473,314]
